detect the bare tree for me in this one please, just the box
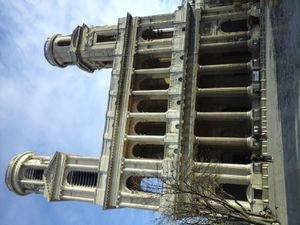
[137,162,278,225]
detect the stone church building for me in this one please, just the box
[6,0,271,218]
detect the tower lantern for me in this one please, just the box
[44,24,117,72]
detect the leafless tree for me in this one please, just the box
[136,162,278,225]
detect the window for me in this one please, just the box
[137,78,169,90]
[66,171,98,187]
[221,20,248,33]
[140,57,171,69]
[132,144,164,159]
[135,122,166,135]
[24,168,44,180]
[137,99,168,112]
[126,176,162,193]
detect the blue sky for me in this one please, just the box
[0,0,180,224]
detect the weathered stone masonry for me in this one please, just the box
[6,0,270,215]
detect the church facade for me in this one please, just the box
[6,0,270,216]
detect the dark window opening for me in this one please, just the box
[57,40,71,47]
[67,171,98,187]
[132,144,164,159]
[126,176,143,191]
[230,154,252,164]
[194,148,219,162]
[195,121,251,137]
[141,28,173,40]
[249,16,260,26]
[254,189,262,199]
[140,57,171,69]
[136,78,169,90]
[24,168,44,180]
[135,122,166,135]
[197,73,251,88]
[196,98,251,112]
[218,184,248,201]
[221,20,248,33]
[222,106,252,112]
[199,51,252,65]
[200,22,213,36]
[137,99,168,112]
[195,148,252,164]
[209,0,233,7]
[96,35,116,43]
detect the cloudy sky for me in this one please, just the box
[0,0,180,224]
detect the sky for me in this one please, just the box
[0,0,181,225]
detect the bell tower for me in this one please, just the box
[6,151,108,205]
[44,24,117,72]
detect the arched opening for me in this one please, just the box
[140,177,162,193]
[196,98,251,112]
[136,78,169,90]
[126,176,162,193]
[137,99,168,112]
[132,144,164,159]
[220,20,248,33]
[67,171,98,187]
[141,28,173,40]
[197,73,251,88]
[24,168,44,180]
[140,57,171,69]
[195,148,252,164]
[199,51,252,65]
[195,120,251,137]
[227,153,252,164]
[126,176,143,191]
[195,120,252,137]
[135,122,166,135]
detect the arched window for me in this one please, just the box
[140,177,163,193]
[67,171,98,187]
[126,176,162,193]
[126,176,143,191]
[137,78,169,90]
[140,57,171,69]
[132,144,164,159]
[135,122,166,135]
[137,99,168,112]
[195,148,252,164]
